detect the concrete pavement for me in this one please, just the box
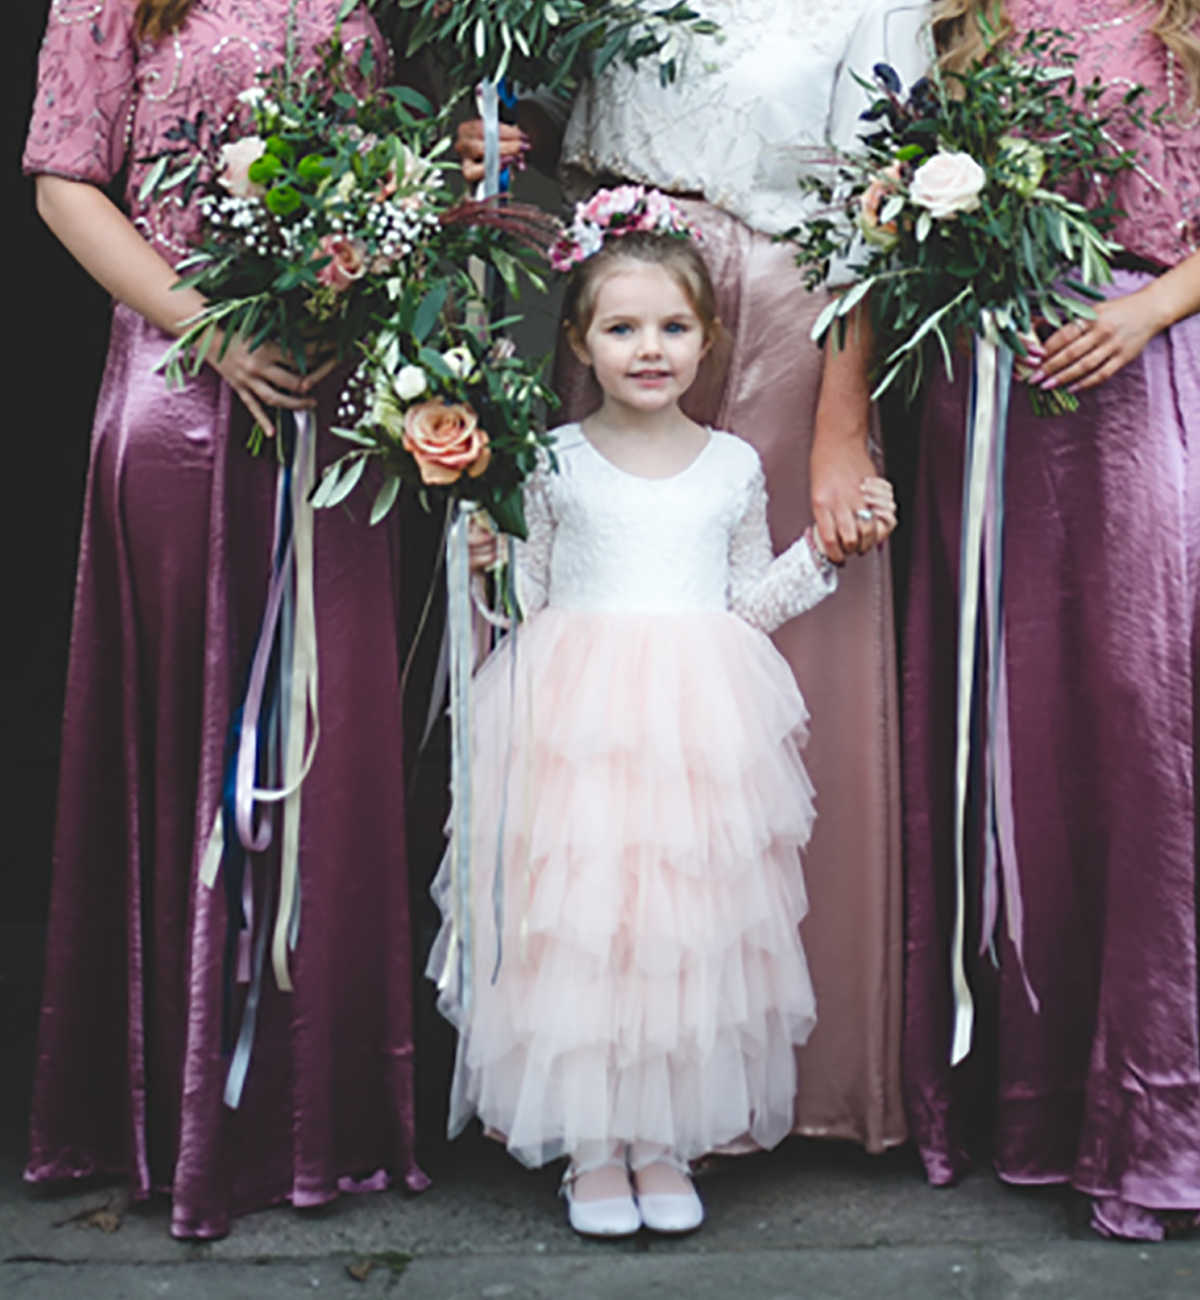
[3,921,1198,1299]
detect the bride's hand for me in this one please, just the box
[207,335,338,433]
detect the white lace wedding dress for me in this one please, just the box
[429,427,837,1166]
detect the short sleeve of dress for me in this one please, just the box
[23,0,138,185]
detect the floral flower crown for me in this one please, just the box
[549,185,701,272]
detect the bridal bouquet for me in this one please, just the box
[395,0,719,95]
[787,25,1139,413]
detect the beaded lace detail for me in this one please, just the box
[1010,0,1200,267]
[514,426,836,632]
[561,0,933,236]
[24,0,384,265]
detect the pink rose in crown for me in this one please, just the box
[217,136,267,199]
[401,399,491,485]
[315,235,367,292]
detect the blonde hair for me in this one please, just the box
[134,0,201,42]
[562,232,722,346]
[932,1,1200,103]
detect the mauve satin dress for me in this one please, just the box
[903,0,1200,1237]
[23,0,424,1238]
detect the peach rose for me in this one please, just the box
[315,235,367,292]
[401,400,491,485]
[218,136,267,199]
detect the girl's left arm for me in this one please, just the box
[1034,248,1200,392]
[729,464,839,633]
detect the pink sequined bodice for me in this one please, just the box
[1010,0,1200,267]
[24,0,385,265]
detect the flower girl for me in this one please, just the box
[429,188,897,1237]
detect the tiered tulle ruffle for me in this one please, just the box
[429,607,819,1168]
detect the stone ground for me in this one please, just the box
[2,920,1198,1300]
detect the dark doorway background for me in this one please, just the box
[3,1,109,927]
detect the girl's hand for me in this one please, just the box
[207,335,338,434]
[1030,289,1166,393]
[454,119,530,185]
[859,475,897,543]
[468,515,501,573]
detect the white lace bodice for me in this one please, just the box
[516,426,836,632]
[561,0,932,237]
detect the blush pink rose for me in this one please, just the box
[910,151,986,219]
[315,235,367,292]
[401,400,491,485]
[218,136,267,199]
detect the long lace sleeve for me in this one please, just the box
[23,0,137,184]
[513,463,556,618]
[728,464,837,633]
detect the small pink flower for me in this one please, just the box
[315,235,367,292]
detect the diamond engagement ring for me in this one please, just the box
[855,508,874,523]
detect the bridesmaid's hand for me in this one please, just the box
[208,335,337,434]
[1030,289,1166,394]
[811,438,887,562]
[455,119,530,185]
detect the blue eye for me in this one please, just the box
[664,321,690,335]
[607,323,632,336]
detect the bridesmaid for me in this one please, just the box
[23,0,425,1237]
[904,0,1200,1239]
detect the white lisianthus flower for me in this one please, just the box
[395,364,429,401]
[441,345,477,381]
[910,151,986,219]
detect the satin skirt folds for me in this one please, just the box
[555,201,906,1151]
[429,609,818,1167]
[903,272,1200,1218]
[26,304,425,1238]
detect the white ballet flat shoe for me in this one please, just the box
[633,1159,704,1234]
[561,1159,641,1238]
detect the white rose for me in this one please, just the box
[910,151,986,220]
[395,365,429,401]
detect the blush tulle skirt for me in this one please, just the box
[428,607,818,1167]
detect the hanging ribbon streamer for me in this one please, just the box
[199,409,321,1108]
[950,325,1035,1067]
[440,505,477,1011]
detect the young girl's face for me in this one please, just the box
[570,261,709,418]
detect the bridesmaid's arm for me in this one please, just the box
[36,175,329,430]
[810,306,885,563]
[1034,247,1200,393]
